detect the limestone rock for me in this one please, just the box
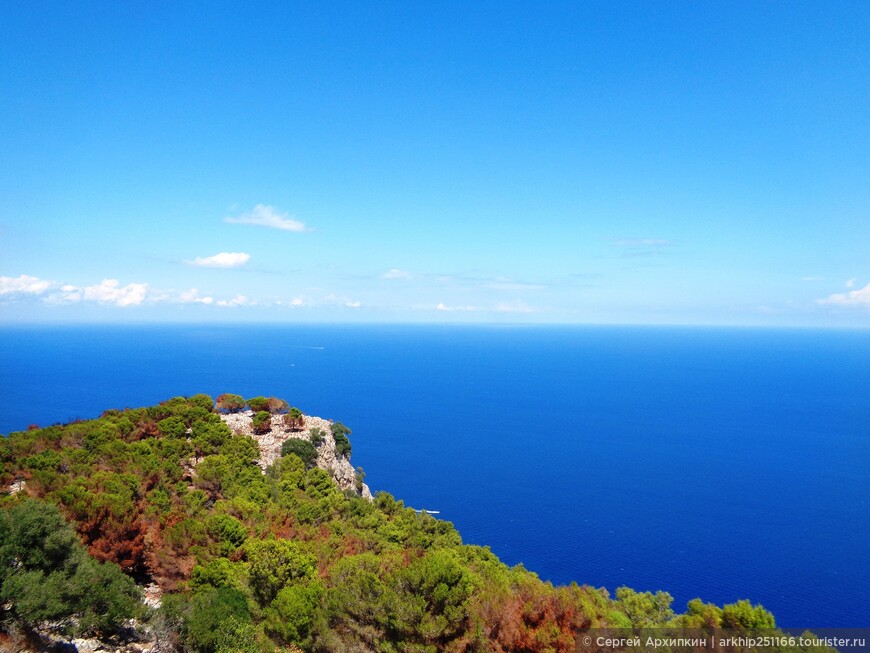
[220,411,371,498]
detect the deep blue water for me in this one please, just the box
[0,324,868,627]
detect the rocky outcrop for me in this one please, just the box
[3,624,160,653]
[220,411,372,500]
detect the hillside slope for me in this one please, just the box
[0,394,826,653]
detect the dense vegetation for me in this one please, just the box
[0,498,142,637]
[0,395,830,653]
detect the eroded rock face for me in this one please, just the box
[220,411,372,499]
[11,625,159,653]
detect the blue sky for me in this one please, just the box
[1,2,868,325]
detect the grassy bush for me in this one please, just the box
[246,396,269,412]
[0,499,141,636]
[216,394,246,413]
[266,397,289,413]
[331,422,352,457]
[188,393,215,412]
[250,396,290,414]
[160,587,255,653]
[281,438,317,468]
[252,411,272,435]
[309,427,325,446]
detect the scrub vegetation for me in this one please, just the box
[0,395,825,652]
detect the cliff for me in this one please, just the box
[219,410,372,499]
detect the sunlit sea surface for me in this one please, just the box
[1,325,867,627]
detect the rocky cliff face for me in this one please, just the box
[220,411,372,500]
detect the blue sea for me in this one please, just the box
[1,324,868,627]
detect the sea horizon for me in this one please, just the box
[1,323,868,628]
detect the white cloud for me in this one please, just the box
[0,274,52,296]
[224,204,311,232]
[494,300,533,313]
[56,279,149,307]
[216,295,251,307]
[54,284,81,303]
[435,299,534,314]
[179,288,214,305]
[0,273,266,310]
[187,252,251,268]
[846,278,857,288]
[818,283,870,307]
[801,276,826,282]
[279,294,359,308]
[381,268,412,280]
[434,302,479,312]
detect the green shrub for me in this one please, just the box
[251,411,272,435]
[187,587,253,653]
[264,580,324,647]
[247,396,270,413]
[267,397,289,413]
[190,558,241,591]
[721,599,776,629]
[115,416,134,437]
[246,539,317,607]
[24,450,61,471]
[157,416,187,439]
[331,422,352,457]
[281,438,317,468]
[215,393,246,413]
[221,434,261,464]
[188,393,215,412]
[330,421,351,438]
[161,396,190,416]
[333,433,350,457]
[283,407,304,430]
[192,419,232,458]
[0,499,141,636]
[677,598,723,628]
[249,396,290,414]
[614,586,674,627]
[393,548,474,642]
[309,427,326,445]
[207,513,248,550]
